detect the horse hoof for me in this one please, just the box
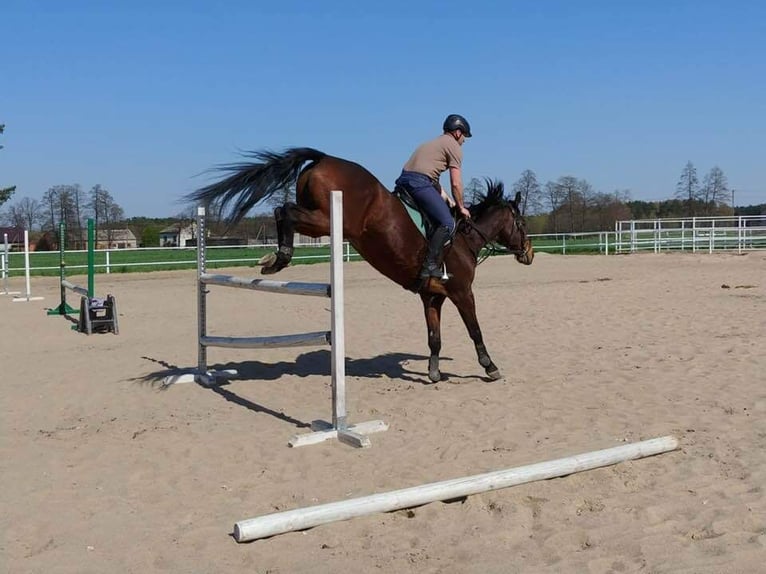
[258,252,277,267]
[260,252,290,275]
[486,368,502,381]
[428,370,441,383]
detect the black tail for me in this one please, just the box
[186,147,327,224]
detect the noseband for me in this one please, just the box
[462,209,528,264]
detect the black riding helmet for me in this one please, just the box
[443,114,472,138]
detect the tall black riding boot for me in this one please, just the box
[420,225,451,280]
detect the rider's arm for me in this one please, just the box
[439,184,456,208]
[449,166,471,218]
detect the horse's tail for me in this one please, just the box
[187,147,327,224]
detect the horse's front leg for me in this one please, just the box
[261,203,331,275]
[452,290,502,381]
[421,293,446,383]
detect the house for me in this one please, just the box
[0,226,25,249]
[159,223,195,247]
[294,233,330,245]
[94,229,138,249]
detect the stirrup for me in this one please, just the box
[419,263,450,282]
[436,263,450,281]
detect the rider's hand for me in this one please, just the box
[441,191,456,208]
[459,205,471,219]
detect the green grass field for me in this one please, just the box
[3,238,615,278]
[3,245,360,277]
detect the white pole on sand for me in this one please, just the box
[233,435,679,543]
[1,233,21,296]
[287,191,388,448]
[12,230,44,302]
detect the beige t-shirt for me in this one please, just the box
[403,133,462,183]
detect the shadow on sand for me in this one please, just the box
[134,351,485,429]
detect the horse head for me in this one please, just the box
[470,180,534,265]
[505,190,534,265]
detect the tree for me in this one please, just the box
[0,124,16,207]
[511,169,542,215]
[5,197,42,230]
[87,184,125,245]
[544,180,566,233]
[464,177,484,206]
[556,176,580,233]
[266,182,296,211]
[700,166,729,211]
[576,178,595,231]
[675,161,700,216]
[42,184,84,246]
[589,191,632,230]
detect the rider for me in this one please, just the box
[395,114,472,281]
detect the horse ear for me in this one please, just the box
[514,191,522,205]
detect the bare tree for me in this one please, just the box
[511,169,542,215]
[88,184,108,228]
[555,176,580,233]
[266,182,296,211]
[544,180,566,233]
[577,179,595,231]
[41,187,59,230]
[675,161,700,216]
[700,166,729,211]
[463,177,484,206]
[589,191,632,230]
[106,203,126,245]
[42,185,83,246]
[5,197,42,230]
[87,184,125,245]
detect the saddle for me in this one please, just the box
[393,185,457,290]
[393,185,459,241]
[393,185,435,238]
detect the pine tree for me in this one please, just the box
[0,124,17,207]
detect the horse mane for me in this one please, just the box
[468,178,512,220]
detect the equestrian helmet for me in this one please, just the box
[443,114,472,137]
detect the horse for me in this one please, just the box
[187,147,534,383]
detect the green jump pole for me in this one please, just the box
[47,221,78,315]
[87,219,95,298]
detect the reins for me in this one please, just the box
[461,216,527,265]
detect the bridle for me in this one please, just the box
[461,206,528,265]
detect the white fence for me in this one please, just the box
[613,215,766,254]
[3,214,766,279]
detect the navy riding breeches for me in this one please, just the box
[395,170,455,233]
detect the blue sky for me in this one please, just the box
[2,0,764,217]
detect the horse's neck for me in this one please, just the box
[463,209,503,251]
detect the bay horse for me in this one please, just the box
[188,147,534,383]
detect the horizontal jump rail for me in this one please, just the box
[201,331,331,349]
[200,274,330,297]
[233,435,679,542]
[61,279,89,298]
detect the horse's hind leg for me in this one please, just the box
[261,202,331,275]
[421,293,446,383]
[259,205,293,274]
[453,290,502,381]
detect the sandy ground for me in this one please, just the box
[1,251,765,573]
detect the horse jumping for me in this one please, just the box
[188,148,534,383]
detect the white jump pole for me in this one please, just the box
[287,191,387,449]
[233,435,679,542]
[200,274,330,297]
[1,233,21,296]
[12,230,44,302]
